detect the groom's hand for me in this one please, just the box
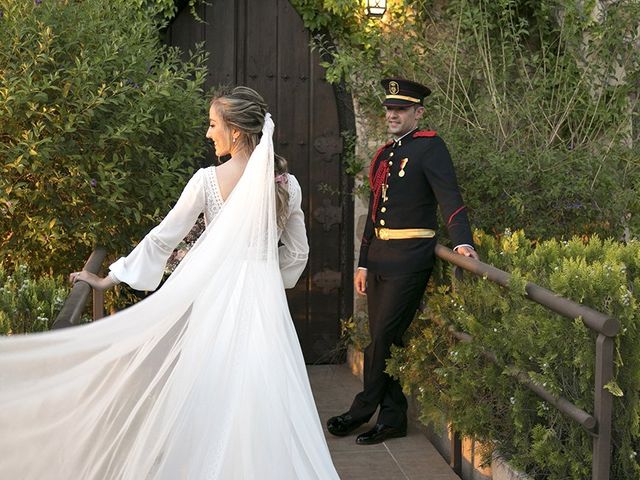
[354,268,367,296]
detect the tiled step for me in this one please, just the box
[308,364,461,480]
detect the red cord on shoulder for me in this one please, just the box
[368,140,394,189]
[413,130,437,138]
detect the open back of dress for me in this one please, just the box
[0,115,340,480]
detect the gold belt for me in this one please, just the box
[375,227,436,240]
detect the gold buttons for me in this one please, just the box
[389,152,394,157]
[380,219,386,226]
[388,161,393,166]
[381,207,387,212]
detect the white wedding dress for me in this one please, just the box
[0,115,341,480]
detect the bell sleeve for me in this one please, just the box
[108,169,206,291]
[278,175,309,289]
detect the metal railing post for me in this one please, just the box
[449,265,463,475]
[593,334,614,480]
[450,428,462,475]
[92,289,104,320]
[52,247,107,329]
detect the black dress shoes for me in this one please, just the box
[355,423,407,445]
[326,413,366,437]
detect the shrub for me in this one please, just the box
[0,0,208,275]
[339,311,370,353]
[386,231,640,479]
[0,264,68,334]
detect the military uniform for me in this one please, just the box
[347,79,474,432]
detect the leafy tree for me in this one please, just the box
[0,0,208,275]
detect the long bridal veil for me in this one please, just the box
[0,114,340,479]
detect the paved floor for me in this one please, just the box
[308,364,460,480]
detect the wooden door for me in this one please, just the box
[168,0,353,363]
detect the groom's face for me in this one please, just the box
[385,105,424,137]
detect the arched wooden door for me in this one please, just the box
[168,0,353,363]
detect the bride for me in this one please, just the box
[0,87,341,479]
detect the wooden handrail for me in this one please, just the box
[436,245,619,337]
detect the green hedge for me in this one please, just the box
[0,0,208,275]
[386,231,640,479]
[0,264,67,334]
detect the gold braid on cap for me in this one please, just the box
[385,94,421,103]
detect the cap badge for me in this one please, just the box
[389,81,400,95]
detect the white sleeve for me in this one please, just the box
[278,175,309,289]
[108,169,206,291]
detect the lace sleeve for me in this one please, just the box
[278,174,309,289]
[109,169,206,291]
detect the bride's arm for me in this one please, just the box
[106,169,206,291]
[278,175,309,289]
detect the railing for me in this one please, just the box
[51,247,107,329]
[435,244,617,480]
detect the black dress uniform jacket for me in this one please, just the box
[358,129,473,274]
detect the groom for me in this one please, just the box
[328,78,478,445]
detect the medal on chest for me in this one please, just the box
[398,158,409,177]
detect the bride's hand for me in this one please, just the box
[69,271,115,291]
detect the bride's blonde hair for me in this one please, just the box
[211,86,290,229]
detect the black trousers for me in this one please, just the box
[348,269,432,427]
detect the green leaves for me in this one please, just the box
[604,380,624,397]
[0,264,68,335]
[293,0,640,242]
[386,231,640,479]
[0,0,208,275]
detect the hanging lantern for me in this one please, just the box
[366,0,387,18]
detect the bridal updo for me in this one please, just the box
[210,86,290,229]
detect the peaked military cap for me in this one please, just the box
[381,78,431,107]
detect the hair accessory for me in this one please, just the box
[274,173,288,185]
